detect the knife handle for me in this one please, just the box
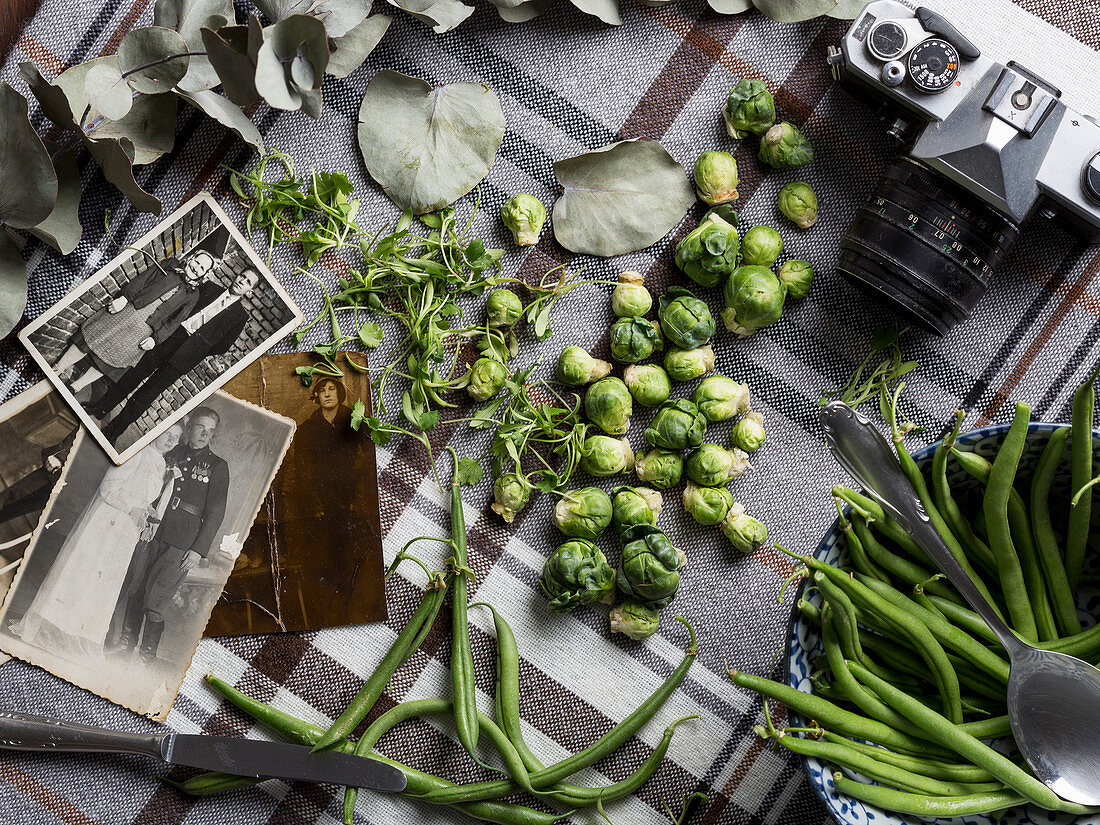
[0,710,165,759]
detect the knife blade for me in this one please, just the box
[161,734,407,791]
[0,709,407,793]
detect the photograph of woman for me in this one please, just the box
[50,249,216,405]
[8,422,184,660]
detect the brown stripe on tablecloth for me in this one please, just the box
[1012,0,1100,49]
[15,34,64,75]
[0,761,106,825]
[99,0,151,55]
[979,248,1100,423]
[700,703,792,824]
[262,781,335,825]
[754,545,796,580]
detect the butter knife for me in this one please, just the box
[0,709,407,791]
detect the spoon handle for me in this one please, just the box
[820,402,1022,655]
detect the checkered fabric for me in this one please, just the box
[0,1,1098,824]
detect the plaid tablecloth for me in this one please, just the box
[1,1,1099,824]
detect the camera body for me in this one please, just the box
[828,1,1100,333]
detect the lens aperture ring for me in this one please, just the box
[883,159,1017,238]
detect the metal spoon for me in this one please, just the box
[820,400,1100,806]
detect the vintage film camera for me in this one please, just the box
[827,1,1100,334]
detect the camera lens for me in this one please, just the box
[837,158,1020,335]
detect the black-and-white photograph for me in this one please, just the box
[18,192,303,464]
[0,392,295,719]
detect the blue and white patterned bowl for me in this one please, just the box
[787,421,1100,825]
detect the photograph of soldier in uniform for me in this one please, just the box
[0,392,294,720]
[19,192,302,465]
[207,354,386,636]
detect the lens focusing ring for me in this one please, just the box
[837,158,1020,335]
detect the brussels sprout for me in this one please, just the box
[540,539,616,613]
[693,375,751,422]
[501,193,546,245]
[720,503,767,553]
[644,399,707,451]
[616,524,684,609]
[674,214,740,289]
[557,346,611,386]
[657,286,716,350]
[581,435,635,477]
[609,599,659,641]
[486,288,523,328]
[740,226,784,269]
[609,317,663,364]
[611,270,653,318]
[758,122,814,169]
[664,344,715,382]
[693,150,739,206]
[611,486,663,534]
[622,364,671,408]
[685,443,751,487]
[731,410,766,452]
[777,259,814,300]
[553,487,614,540]
[466,357,508,402]
[491,472,532,523]
[722,265,786,337]
[703,203,739,227]
[633,448,683,490]
[585,377,633,436]
[778,181,818,229]
[723,78,776,139]
[682,481,734,526]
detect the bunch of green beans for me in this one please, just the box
[733,380,1100,820]
[164,436,700,823]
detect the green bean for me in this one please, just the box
[997,469,1059,643]
[850,516,958,601]
[835,500,889,583]
[833,486,925,562]
[821,733,997,783]
[314,566,448,752]
[805,559,963,723]
[856,576,1009,684]
[414,618,699,806]
[831,772,1026,817]
[447,448,480,760]
[816,574,862,662]
[981,402,1037,641]
[924,595,999,646]
[1031,426,1083,636]
[205,676,569,825]
[1041,620,1100,660]
[160,773,267,796]
[728,670,954,758]
[1067,362,1100,590]
[768,730,997,796]
[797,597,822,626]
[931,411,996,573]
[956,715,1010,739]
[848,662,1098,814]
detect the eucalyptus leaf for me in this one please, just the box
[28,142,82,255]
[307,0,372,37]
[299,87,323,119]
[357,71,505,214]
[486,0,525,8]
[0,83,58,230]
[569,0,621,25]
[177,89,265,153]
[708,0,752,12]
[552,140,694,257]
[496,0,549,21]
[409,0,475,32]
[18,62,79,130]
[252,0,313,19]
[84,60,134,120]
[827,0,865,17]
[255,14,329,111]
[751,0,836,22]
[385,0,437,14]
[153,0,234,92]
[93,92,178,165]
[82,136,162,214]
[118,26,190,94]
[201,23,259,105]
[326,12,391,77]
[0,232,27,340]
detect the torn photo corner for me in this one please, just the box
[209,354,387,636]
[0,391,294,720]
[18,191,304,465]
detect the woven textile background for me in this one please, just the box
[0,1,1098,824]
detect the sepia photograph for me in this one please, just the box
[208,354,386,636]
[19,192,303,464]
[0,392,294,719]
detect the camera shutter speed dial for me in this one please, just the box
[907,38,960,94]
